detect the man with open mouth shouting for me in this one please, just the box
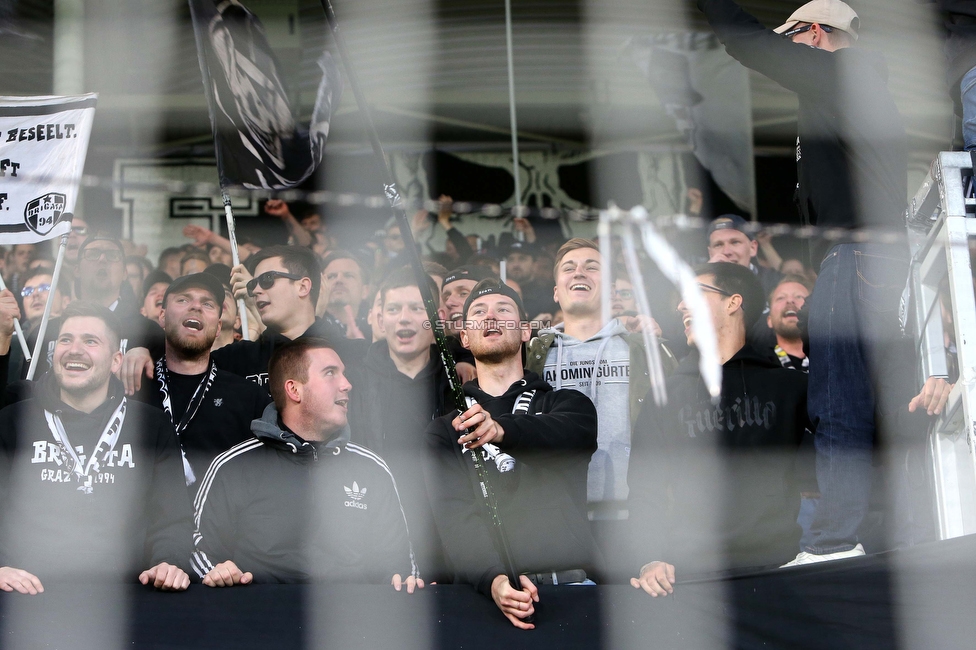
[119,245,364,395]
[348,267,453,582]
[0,301,194,594]
[130,273,270,492]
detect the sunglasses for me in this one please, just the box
[783,23,833,38]
[246,270,303,296]
[21,283,52,298]
[697,282,734,298]
[81,248,123,263]
[613,289,634,300]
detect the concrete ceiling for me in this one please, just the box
[0,0,955,164]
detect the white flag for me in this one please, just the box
[0,94,96,244]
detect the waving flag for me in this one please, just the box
[0,94,96,244]
[188,0,342,189]
[626,33,756,216]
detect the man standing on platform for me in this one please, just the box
[697,0,927,564]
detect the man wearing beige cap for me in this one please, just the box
[697,0,940,567]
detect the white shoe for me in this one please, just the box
[780,543,865,568]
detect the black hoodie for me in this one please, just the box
[348,341,453,580]
[698,0,907,263]
[0,375,194,580]
[628,345,809,574]
[423,372,601,596]
[191,404,416,584]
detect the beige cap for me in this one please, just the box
[774,0,859,40]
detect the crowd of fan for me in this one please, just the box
[0,0,966,631]
[0,194,943,628]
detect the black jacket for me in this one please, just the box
[628,345,809,573]
[348,341,453,580]
[699,0,907,260]
[191,404,416,584]
[423,372,601,596]
[0,375,194,580]
[132,361,271,489]
[210,318,365,389]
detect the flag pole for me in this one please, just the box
[504,0,522,212]
[26,233,68,380]
[0,274,31,362]
[319,0,530,607]
[221,191,250,341]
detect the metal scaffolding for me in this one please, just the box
[906,151,976,539]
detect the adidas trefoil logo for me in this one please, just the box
[343,481,368,510]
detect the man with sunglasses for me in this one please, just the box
[6,269,72,380]
[20,267,70,326]
[628,263,810,596]
[120,245,360,394]
[698,0,920,565]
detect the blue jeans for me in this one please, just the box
[962,65,976,151]
[805,243,908,554]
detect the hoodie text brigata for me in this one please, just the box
[0,375,194,580]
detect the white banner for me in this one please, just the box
[0,94,97,244]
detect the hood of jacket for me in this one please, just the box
[250,402,349,459]
[462,371,553,406]
[35,371,127,421]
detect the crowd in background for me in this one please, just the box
[0,0,970,632]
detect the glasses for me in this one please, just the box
[697,282,734,298]
[21,283,51,298]
[246,270,303,296]
[613,289,634,300]
[81,248,123,263]
[783,23,832,38]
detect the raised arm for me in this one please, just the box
[698,0,840,94]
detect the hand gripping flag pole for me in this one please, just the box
[0,274,31,362]
[26,233,68,380]
[220,192,250,341]
[319,0,531,610]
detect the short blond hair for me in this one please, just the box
[553,238,599,278]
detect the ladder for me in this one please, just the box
[907,151,976,539]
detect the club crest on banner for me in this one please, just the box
[24,192,67,236]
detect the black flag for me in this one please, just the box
[189,0,341,189]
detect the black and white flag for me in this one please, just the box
[189,0,342,190]
[0,94,96,244]
[626,34,756,216]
